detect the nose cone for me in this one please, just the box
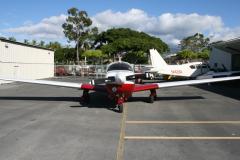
[116,73,126,84]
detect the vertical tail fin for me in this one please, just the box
[149,49,168,69]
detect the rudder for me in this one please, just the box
[149,49,168,69]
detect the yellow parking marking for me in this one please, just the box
[126,121,240,124]
[116,104,128,160]
[125,136,240,140]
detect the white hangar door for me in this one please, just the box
[232,54,240,71]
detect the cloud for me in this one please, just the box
[3,9,240,47]
[209,27,240,42]
[4,14,66,39]
[92,9,228,46]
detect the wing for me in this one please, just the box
[0,76,93,90]
[133,76,240,92]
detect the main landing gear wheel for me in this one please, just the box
[81,90,90,104]
[117,104,123,113]
[148,89,157,103]
[83,94,90,103]
[148,95,154,103]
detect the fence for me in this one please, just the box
[54,64,149,77]
[55,65,107,78]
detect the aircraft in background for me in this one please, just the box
[144,49,209,79]
[1,60,240,113]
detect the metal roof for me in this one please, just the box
[0,37,54,51]
[211,38,240,54]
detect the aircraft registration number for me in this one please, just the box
[171,70,183,74]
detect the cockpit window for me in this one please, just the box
[107,63,133,71]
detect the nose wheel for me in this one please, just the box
[116,97,124,113]
[117,104,123,113]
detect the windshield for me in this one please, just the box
[107,63,133,72]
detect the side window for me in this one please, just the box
[201,64,207,68]
[196,65,201,69]
[190,65,195,69]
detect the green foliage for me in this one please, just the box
[31,40,37,46]
[178,49,210,60]
[82,50,105,59]
[24,39,29,44]
[55,48,75,64]
[198,49,210,60]
[177,50,196,59]
[95,28,169,64]
[39,41,45,47]
[82,49,107,64]
[178,33,211,60]
[62,8,98,64]
[45,41,62,50]
[180,33,210,52]
[8,37,16,42]
[122,50,147,64]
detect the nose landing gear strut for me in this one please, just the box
[116,97,124,113]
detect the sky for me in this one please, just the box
[1,0,240,48]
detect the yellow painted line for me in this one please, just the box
[125,136,240,140]
[126,121,240,124]
[116,104,128,160]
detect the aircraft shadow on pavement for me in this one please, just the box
[128,96,204,103]
[70,92,119,112]
[0,96,80,102]
[196,83,240,101]
[0,92,117,112]
[0,93,204,112]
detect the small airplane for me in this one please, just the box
[0,60,240,113]
[144,49,209,79]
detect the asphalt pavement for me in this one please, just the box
[0,77,240,160]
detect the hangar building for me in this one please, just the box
[210,38,240,71]
[0,38,54,84]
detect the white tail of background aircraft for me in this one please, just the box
[147,49,209,78]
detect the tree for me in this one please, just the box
[39,40,45,47]
[8,37,16,42]
[24,39,29,44]
[62,8,98,65]
[198,49,210,60]
[177,50,197,60]
[46,41,62,50]
[31,40,37,46]
[82,50,106,64]
[180,33,210,52]
[55,47,75,64]
[82,50,105,58]
[95,28,169,63]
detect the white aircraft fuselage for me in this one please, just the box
[147,49,209,78]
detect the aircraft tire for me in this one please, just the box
[148,95,154,103]
[85,95,90,104]
[118,104,123,113]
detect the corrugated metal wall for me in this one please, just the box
[0,41,54,83]
[209,47,232,71]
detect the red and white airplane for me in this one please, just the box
[0,61,240,113]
